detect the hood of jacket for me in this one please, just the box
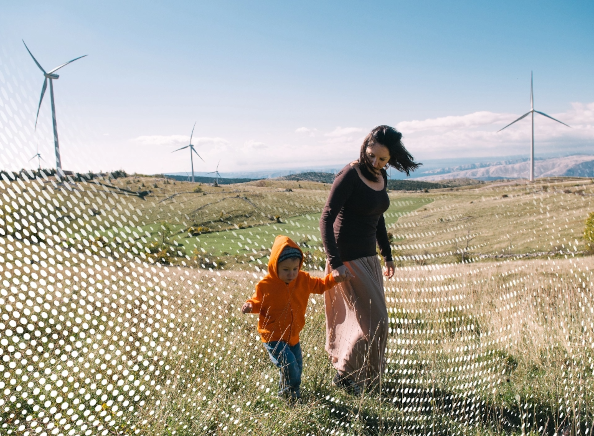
[267,235,303,281]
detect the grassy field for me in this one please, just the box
[0,173,593,435]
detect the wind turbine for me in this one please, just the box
[172,123,204,182]
[207,160,221,186]
[23,40,87,177]
[498,72,571,182]
[29,144,45,170]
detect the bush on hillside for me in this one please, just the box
[584,212,594,253]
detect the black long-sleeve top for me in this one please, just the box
[320,164,392,269]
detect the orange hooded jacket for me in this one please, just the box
[246,235,336,346]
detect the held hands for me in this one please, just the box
[332,265,354,283]
[384,260,395,279]
[241,302,253,314]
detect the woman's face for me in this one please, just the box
[365,143,390,173]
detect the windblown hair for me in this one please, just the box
[358,125,421,182]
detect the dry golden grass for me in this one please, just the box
[1,174,594,435]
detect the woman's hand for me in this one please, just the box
[241,302,253,314]
[332,265,355,283]
[383,260,395,279]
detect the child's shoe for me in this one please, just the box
[332,372,362,396]
[280,388,301,405]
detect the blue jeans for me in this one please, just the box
[263,341,302,398]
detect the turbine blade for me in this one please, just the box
[531,71,534,110]
[497,111,532,132]
[22,40,46,73]
[35,78,48,129]
[189,122,196,145]
[191,147,204,161]
[29,155,37,162]
[216,160,220,171]
[48,55,87,74]
[40,155,46,162]
[534,111,571,128]
[172,145,189,153]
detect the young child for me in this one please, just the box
[241,235,347,401]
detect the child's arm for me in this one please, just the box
[308,273,339,295]
[242,284,263,314]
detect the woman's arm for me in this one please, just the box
[376,214,395,278]
[319,166,357,270]
[376,170,394,278]
[376,214,392,261]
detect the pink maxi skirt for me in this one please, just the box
[324,255,389,388]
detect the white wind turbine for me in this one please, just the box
[29,144,45,170]
[207,160,221,186]
[23,40,87,176]
[498,72,571,182]
[172,123,204,182]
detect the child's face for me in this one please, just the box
[277,257,300,284]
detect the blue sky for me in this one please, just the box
[1,1,593,175]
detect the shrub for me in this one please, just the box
[146,242,176,264]
[111,169,128,179]
[302,249,327,271]
[584,212,594,253]
[186,226,211,236]
[298,236,311,247]
[194,186,203,193]
[192,249,226,269]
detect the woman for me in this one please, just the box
[320,125,420,394]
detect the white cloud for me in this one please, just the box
[193,137,229,147]
[244,140,267,149]
[399,103,594,160]
[322,126,365,145]
[132,135,229,148]
[133,135,188,146]
[558,102,594,125]
[396,111,514,134]
[295,127,318,136]
[324,127,363,137]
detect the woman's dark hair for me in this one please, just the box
[358,125,421,182]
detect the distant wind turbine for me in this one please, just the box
[207,160,222,186]
[498,72,571,182]
[23,40,87,176]
[29,146,45,170]
[172,123,204,182]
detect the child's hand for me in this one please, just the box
[332,265,354,283]
[241,302,253,314]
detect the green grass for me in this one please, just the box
[2,175,594,435]
[159,197,432,258]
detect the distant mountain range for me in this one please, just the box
[416,155,594,181]
[164,174,260,185]
[163,154,594,183]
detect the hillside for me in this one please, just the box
[1,174,594,435]
[278,171,455,190]
[164,174,259,184]
[417,154,594,181]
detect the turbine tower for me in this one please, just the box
[172,123,204,182]
[207,160,221,187]
[498,72,571,182]
[23,40,87,176]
